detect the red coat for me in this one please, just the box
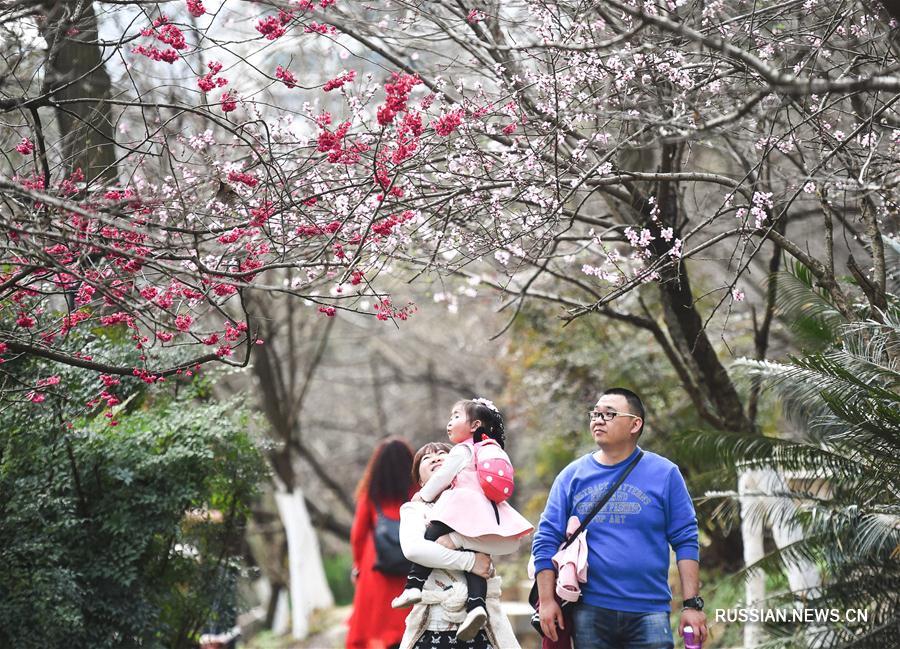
[346,493,409,649]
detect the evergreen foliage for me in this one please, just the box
[0,336,267,649]
[689,263,900,648]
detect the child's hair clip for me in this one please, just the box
[472,397,500,413]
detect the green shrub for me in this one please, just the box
[322,551,354,606]
[0,337,267,649]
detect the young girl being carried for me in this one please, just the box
[392,398,534,641]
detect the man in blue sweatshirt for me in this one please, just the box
[532,388,708,649]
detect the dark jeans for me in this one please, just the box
[573,603,674,649]
[405,521,487,612]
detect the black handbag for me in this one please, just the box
[529,451,644,635]
[372,503,411,575]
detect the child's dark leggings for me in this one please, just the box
[404,520,487,613]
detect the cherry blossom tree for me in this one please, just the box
[3,0,896,405]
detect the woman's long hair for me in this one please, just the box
[355,437,415,505]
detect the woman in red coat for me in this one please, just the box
[347,437,416,649]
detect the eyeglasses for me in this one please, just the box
[588,410,641,422]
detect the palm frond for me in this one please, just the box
[883,235,900,296]
[701,312,900,648]
[773,262,846,349]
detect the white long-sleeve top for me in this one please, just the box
[418,443,470,504]
[398,499,520,639]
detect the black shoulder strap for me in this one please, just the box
[559,450,643,551]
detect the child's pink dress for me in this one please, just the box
[422,438,533,539]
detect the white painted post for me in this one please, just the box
[739,469,766,648]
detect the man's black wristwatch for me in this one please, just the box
[682,596,704,611]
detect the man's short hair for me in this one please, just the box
[602,387,645,436]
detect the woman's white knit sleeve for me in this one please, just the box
[399,502,475,572]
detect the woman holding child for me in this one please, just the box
[396,398,531,649]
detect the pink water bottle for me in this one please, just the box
[684,625,702,649]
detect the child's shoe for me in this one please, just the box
[391,588,422,609]
[456,606,487,641]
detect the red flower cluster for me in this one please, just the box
[218,228,248,244]
[224,321,247,341]
[75,283,95,306]
[275,65,298,89]
[186,0,205,17]
[175,314,193,331]
[296,220,342,237]
[377,73,421,126]
[18,173,45,191]
[132,44,179,63]
[198,60,227,91]
[227,170,258,187]
[392,111,423,164]
[16,137,34,154]
[305,22,336,34]
[238,256,263,279]
[372,210,414,237]
[249,201,276,227]
[104,188,137,202]
[257,10,293,40]
[100,312,136,328]
[298,0,337,10]
[58,168,84,197]
[323,70,356,92]
[60,309,90,334]
[100,374,121,387]
[135,15,187,63]
[433,109,463,136]
[133,368,164,384]
[374,298,417,322]
[143,16,186,48]
[316,122,370,163]
[221,90,238,113]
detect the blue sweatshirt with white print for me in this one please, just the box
[531,446,699,613]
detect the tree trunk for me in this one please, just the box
[274,488,334,639]
[39,0,118,184]
[650,143,754,434]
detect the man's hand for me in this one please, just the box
[679,608,708,643]
[535,568,564,640]
[470,552,493,579]
[675,560,706,642]
[538,597,565,641]
[435,534,457,549]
